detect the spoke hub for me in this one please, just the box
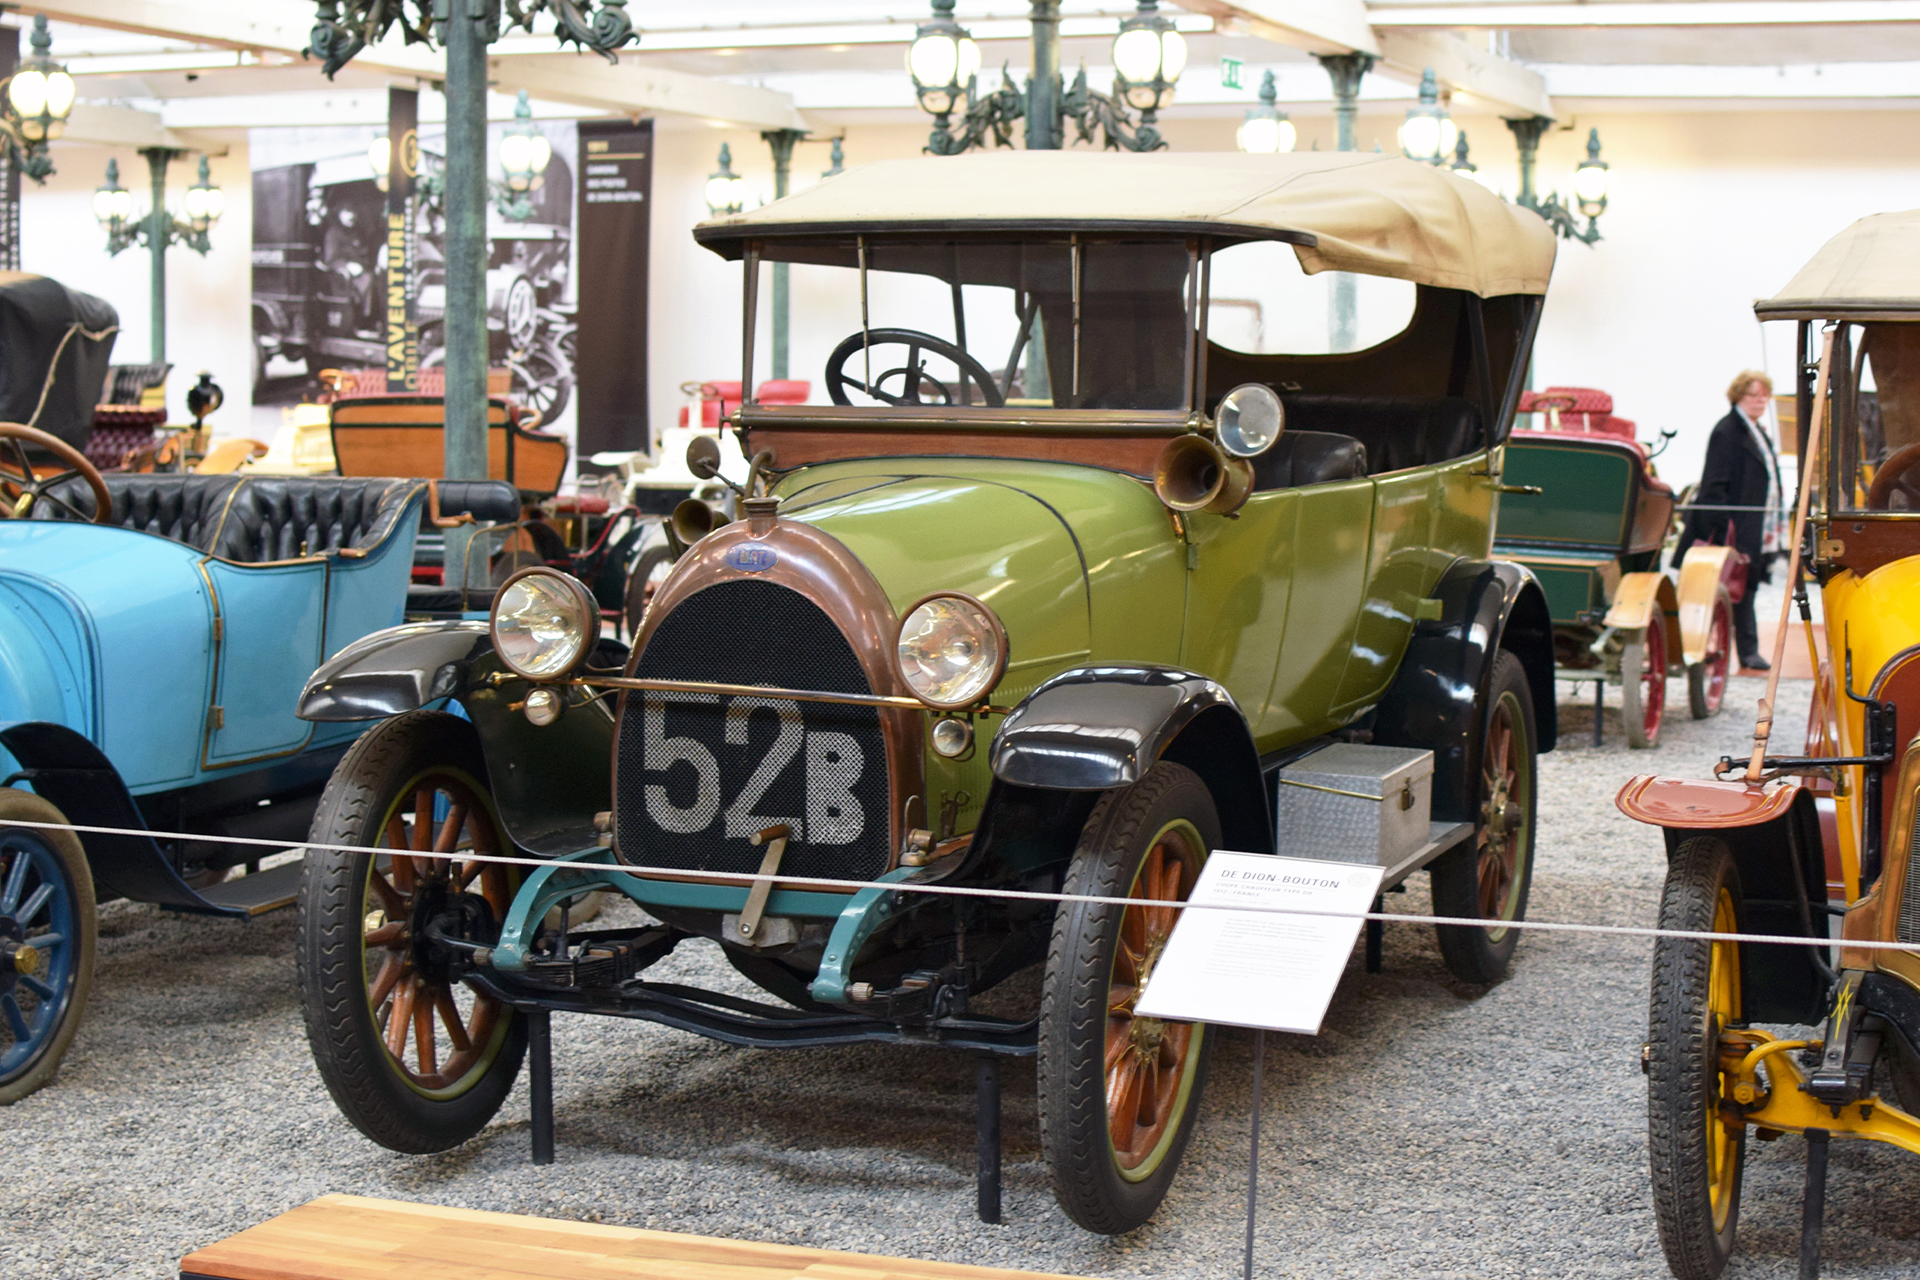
[411,882,498,984]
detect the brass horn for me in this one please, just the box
[1153,434,1254,516]
[668,497,728,554]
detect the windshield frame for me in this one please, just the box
[735,231,1211,420]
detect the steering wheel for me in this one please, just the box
[825,328,1005,408]
[0,422,113,524]
[1867,442,1920,511]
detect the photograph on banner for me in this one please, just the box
[1136,852,1383,1035]
[247,117,578,440]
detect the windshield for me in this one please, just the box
[754,236,1196,412]
[1822,322,1920,514]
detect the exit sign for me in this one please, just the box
[1220,56,1243,89]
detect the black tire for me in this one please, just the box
[1431,650,1538,983]
[1648,835,1746,1280]
[296,710,525,1152]
[622,543,674,639]
[1039,761,1218,1234]
[0,790,96,1105]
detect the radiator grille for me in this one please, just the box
[616,578,890,883]
[1900,787,1920,945]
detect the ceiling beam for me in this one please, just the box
[29,0,805,127]
[1188,0,1552,118]
[489,54,807,129]
[58,102,196,149]
[1368,1,1920,28]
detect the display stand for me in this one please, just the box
[178,1195,1093,1280]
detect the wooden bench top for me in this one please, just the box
[180,1195,1093,1280]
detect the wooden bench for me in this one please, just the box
[180,1195,1091,1280]
[330,395,569,496]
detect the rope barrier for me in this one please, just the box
[5,813,1912,955]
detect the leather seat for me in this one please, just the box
[1279,395,1484,473]
[1252,430,1368,490]
[39,473,423,564]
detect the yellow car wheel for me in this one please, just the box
[1648,835,1746,1280]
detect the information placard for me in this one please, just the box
[1135,852,1383,1035]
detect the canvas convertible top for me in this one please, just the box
[1756,209,1920,320]
[695,149,1557,299]
[0,271,118,449]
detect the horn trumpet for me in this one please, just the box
[1153,434,1254,516]
[668,497,729,554]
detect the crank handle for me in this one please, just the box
[1491,483,1543,495]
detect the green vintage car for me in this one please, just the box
[292,150,1559,1233]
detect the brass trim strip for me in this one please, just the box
[736,406,1189,434]
[568,672,1008,717]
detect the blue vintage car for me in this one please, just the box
[0,418,518,1103]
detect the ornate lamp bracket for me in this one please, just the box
[311,0,635,77]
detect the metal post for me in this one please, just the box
[1243,1028,1265,1280]
[1315,54,1371,353]
[442,1,490,485]
[142,148,178,364]
[761,129,804,381]
[527,1006,554,1165]
[1800,1128,1830,1280]
[0,26,19,272]
[1364,895,1384,973]
[976,1055,1002,1223]
[1026,0,1061,151]
[1594,676,1605,748]
[1505,116,1552,209]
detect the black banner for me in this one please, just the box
[576,118,652,461]
[384,87,419,392]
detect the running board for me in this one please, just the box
[166,860,304,917]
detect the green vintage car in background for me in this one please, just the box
[291,150,1559,1233]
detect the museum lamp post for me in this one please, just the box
[1505,117,1611,244]
[704,143,747,216]
[1,14,73,183]
[1235,70,1293,155]
[495,90,552,222]
[908,0,1186,154]
[309,0,635,528]
[1397,68,1457,166]
[94,153,223,364]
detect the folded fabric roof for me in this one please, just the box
[695,149,1557,300]
[1757,209,1920,321]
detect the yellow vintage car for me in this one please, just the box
[1620,209,1920,1279]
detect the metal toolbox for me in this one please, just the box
[1273,743,1435,867]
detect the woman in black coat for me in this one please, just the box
[1672,370,1785,669]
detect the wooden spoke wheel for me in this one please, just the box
[622,544,674,640]
[1648,836,1746,1280]
[1621,622,1669,749]
[1041,762,1215,1235]
[1689,591,1734,720]
[1431,651,1538,984]
[0,422,112,524]
[0,790,96,1105]
[297,711,526,1152]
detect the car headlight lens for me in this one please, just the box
[491,567,597,680]
[1215,382,1284,458]
[896,593,1007,710]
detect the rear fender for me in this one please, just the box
[1617,774,1830,1024]
[0,723,244,916]
[1604,572,1682,662]
[296,619,611,856]
[1372,559,1557,824]
[985,665,1270,857]
[1677,544,1745,665]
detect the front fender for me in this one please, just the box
[298,620,489,721]
[297,620,613,856]
[1603,571,1682,665]
[987,665,1269,855]
[1372,559,1557,824]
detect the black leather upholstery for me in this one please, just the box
[432,479,521,526]
[1279,396,1484,473]
[1252,430,1369,491]
[39,473,422,563]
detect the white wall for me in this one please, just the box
[24,107,1920,490]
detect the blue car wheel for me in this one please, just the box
[0,789,97,1105]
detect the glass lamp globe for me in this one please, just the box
[1237,70,1294,154]
[1112,2,1185,111]
[8,17,74,142]
[183,158,224,231]
[1398,67,1454,165]
[93,160,132,228]
[1572,128,1610,218]
[907,1,979,116]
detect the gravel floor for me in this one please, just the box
[9,608,1917,1280]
